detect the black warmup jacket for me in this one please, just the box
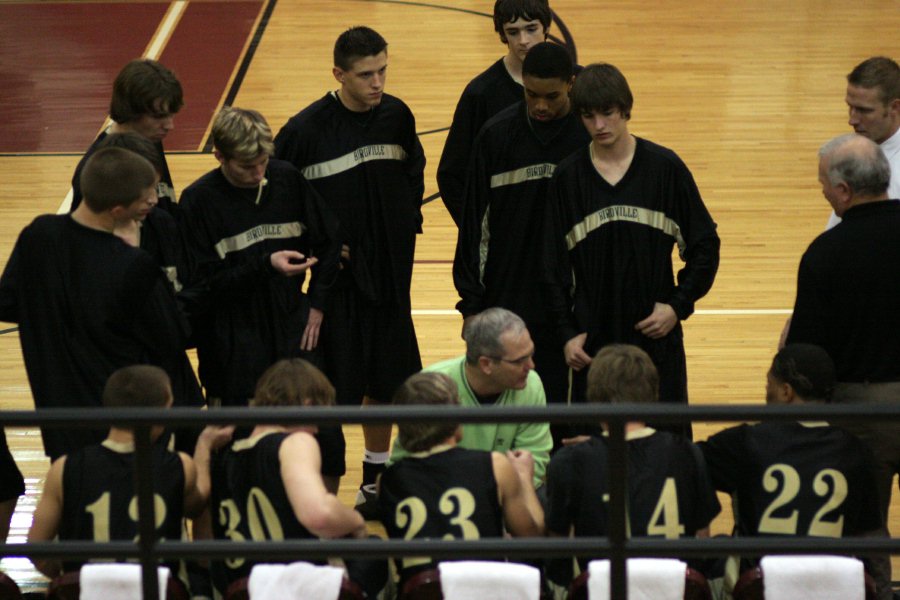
[275,92,425,309]
[438,58,523,226]
[454,101,590,325]
[542,137,720,353]
[178,159,340,401]
[0,215,190,458]
[70,130,177,215]
[786,200,900,382]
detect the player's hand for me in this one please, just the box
[301,308,323,351]
[561,435,591,446]
[564,333,592,370]
[271,250,317,276]
[507,449,535,482]
[349,523,368,539]
[338,244,351,270]
[635,303,678,339]
[198,425,235,451]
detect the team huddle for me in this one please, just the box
[0,0,899,598]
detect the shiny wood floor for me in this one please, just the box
[0,0,898,591]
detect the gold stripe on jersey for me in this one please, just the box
[566,205,686,257]
[489,162,556,188]
[214,221,305,259]
[477,205,491,285]
[301,144,408,180]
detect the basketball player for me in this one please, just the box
[541,63,720,438]
[94,132,204,454]
[273,26,425,515]
[545,344,720,589]
[699,344,882,597]
[70,59,183,214]
[0,147,194,460]
[438,0,552,225]
[26,366,231,584]
[453,41,588,447]
[378,371,544,586]
[209,359,386,599]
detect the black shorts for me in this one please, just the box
[315,424,346,477]
[0,430,24,503]
[320,276,422,405]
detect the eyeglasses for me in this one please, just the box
[487,353,534,367]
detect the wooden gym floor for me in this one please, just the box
[0,0,897,591]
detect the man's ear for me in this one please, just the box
[477,355,493,375]
[332,66,345,85]
[213,149,225,165]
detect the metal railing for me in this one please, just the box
[3,402,899,599]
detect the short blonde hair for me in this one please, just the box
[212,106,275,162]
[586,344,658,404]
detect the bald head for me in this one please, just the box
[818,134,890,210]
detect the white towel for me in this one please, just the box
[587,558,686,600]
[80,564,169,600]
[439,561,540,600]
[248,562,344,600]
[760,555,865,600]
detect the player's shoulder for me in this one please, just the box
[553,144,591,176]
[552,436,607,467]
[636,137,689,170]
[478,102,525,141]
[462,58,509,96]
[281,94,336,131]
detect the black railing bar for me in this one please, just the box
[7,536,900,560]
[1,403,898,427]
[132,427,160,600]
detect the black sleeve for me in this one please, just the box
[273,120,306,168]
[545,449,581,536]
[452,131,491,317]
[70,153,89,212]
[437,90,486,227]
[697,425,749,494]
[784,251,828,348]
[178,187,276,295]
[687,441,722,530]
[300,176,341,311]
[126,256,191,365]
[404,111,426,233]
[667,164,720,321]
[0,233,22,323]
[540,174,579,344]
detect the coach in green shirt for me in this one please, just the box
[390,308,552,487]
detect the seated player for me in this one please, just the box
[26,366,229,587]
[699,343,882,597]
[208,359,385,598]
[545,344,720,590]
[378,371,544,586]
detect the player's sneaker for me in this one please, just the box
[355,483,379,521]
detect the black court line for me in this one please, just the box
[365,0,490,18]
[418,126,450,137]
[202,0,279,153]
[0,327,18,336]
